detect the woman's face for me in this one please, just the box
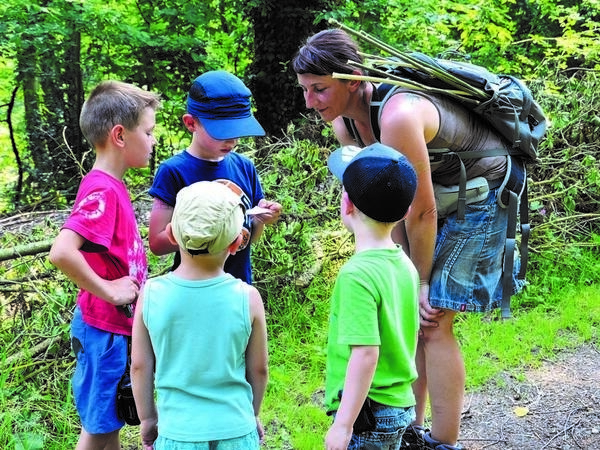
[297,73,351,123]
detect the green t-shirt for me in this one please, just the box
[325,247,420,412]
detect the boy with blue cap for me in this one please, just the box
[324,143,420,450]
[148,71,282,283]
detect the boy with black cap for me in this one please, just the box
[131,181,269,450]
[148,70,281,283]
[324,143,420,450]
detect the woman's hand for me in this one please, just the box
[418,283,444,328]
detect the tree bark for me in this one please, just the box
[247,0,338,138]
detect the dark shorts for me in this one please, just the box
[71,306,128,434]
[429,188,525,313]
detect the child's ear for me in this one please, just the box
[341,191,355,215]
[165,223,178,246]
[182,114,197,132]
[110,124,126,147]
[227,234,244,255]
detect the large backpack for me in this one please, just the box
[340,51,548,319]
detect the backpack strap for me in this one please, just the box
[343,83,395,145]
[502,187,519,319]
[518,179,530,280]
[370,83,394,140]
[343,116,365,147]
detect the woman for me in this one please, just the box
[293,28,520,450]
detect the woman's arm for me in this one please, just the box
[379,93,444,326]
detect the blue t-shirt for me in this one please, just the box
[149,150,264,283]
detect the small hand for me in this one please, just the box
[140,417,158,449]
[324,422,352,450]
[253,199,282,225]
[256,416,265,444]
[107,276,140,306]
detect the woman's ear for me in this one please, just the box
[348,70,364,92]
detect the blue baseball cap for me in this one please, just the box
[186,71,265,140]
[327,143,418,222]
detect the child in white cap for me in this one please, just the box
[132,181,268,450]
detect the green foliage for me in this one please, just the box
[525,69,600,248]
[0,223,80,449]
[2,0,600,213]
[324,0,600,77]
[0,0,256,211]
[249,132,338,312]
[1,134,599,448]
[1,1,600,448]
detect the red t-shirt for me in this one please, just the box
[63,170,147,335]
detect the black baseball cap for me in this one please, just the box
[327,143,418,222]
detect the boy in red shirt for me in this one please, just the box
[49,81,161,450]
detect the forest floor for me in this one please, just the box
[459,343,600,450]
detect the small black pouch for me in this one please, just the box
[116,337,140,426]
[338,390,376,434]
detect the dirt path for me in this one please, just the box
[460,344,600,449]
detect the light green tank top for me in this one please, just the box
[142,273,254,442]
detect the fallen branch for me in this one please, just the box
[0,239,53,262]
[2,336,61,367]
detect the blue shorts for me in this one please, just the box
[71,306,128,434]
[154,429,259,450]
[429,188,525,313]
[334,403,415,450]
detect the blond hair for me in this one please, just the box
[79,81,161,147]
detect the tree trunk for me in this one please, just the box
[17,34,44,207]
[247,0,337,139]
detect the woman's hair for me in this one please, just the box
[79,81,162,147]
[292,29,363,76]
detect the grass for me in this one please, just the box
[1,132,599,449]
